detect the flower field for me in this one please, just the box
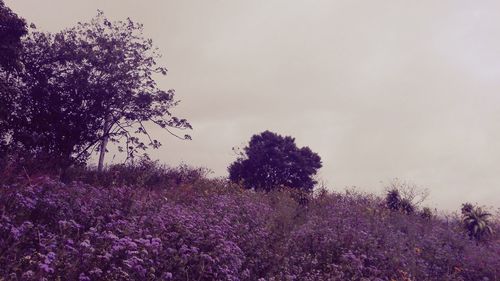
[0,175,498,280]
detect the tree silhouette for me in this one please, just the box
[461,203,494,242]
[1,11,191,170]
[0,0,27,154]
[0,0,27,71]
[228,131,322,192]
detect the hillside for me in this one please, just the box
[0,168,498,281]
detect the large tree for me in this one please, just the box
[2,11,191,170]
[0,0,27,153]
[0,0,27,71]
[228,131,322,192]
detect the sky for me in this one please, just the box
[6,0,500,211]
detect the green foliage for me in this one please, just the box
[385,180,430,216]
[2,173,498,280]
[461,203,494,242]
[386,189,402,211]
[420,207,433,220]
[1,11,190,169]
[399,198,415,215]
[0,0,27,71]
[228,130,322,192]
[461,202,474,215]
[385,189,416,215]
[0,0,27,154]
[64,158,210,189]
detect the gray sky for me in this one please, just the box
[7,0,500,210]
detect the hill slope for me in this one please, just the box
[0,176,499,280]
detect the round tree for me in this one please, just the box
[228,131,322,192]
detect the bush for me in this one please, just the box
[384,180,429,215]
[420,207,433,220]
[386,189,402,211]
[65,159,210,189]
[0,152,67,185]
[399,198,415,215]
[385,189,414,214]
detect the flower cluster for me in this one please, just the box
[0,177,498,280]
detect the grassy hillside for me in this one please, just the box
[0,165,499,281]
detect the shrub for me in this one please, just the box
[386,189,402,211]
[420,207,433,220]
[64,159,210,189]
[461,202,474,215]
[399,198,415,215]
[384,180,428,215]
[385,188,414,214]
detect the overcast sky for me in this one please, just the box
[7,0,500,211]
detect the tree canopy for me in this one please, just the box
[0,0,27,152]
[228,131,322,192]
[0,0,27,71]
[1,11,191,169]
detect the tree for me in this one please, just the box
[0,0,27,71]
[228,131,322,192]
[2,11,191,170]
[384,179,429,215]
[461,202,474,215]
[420,207,433,220]
[461,203,494,242]
[385,189,402,211]
[385,189,415,215]
[0,1,27,156]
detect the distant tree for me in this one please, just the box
[385,189,402,211]
[420,207,433,220]
[461,203,494,242]
[385,189,414,214]
[384,179,429,215]
[228,131,322,192]
[1,11,191,171]
[398,198,415,215]
[461,202,474,215]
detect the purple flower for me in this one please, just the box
[39,263,53,273]
[80,239,91,248]
[79,273,91,281]
[22,270,35,278]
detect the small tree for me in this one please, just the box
[384,179,429,214]
[461,202,474,215]
[420,207,433,220]
[2,11,191,170]
[384,180,429,215]
[385,189,415,215]
[461,203,494,242]
[228,131,322,192]
[385,189,402,211]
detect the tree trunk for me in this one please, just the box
[97,115,111,172]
